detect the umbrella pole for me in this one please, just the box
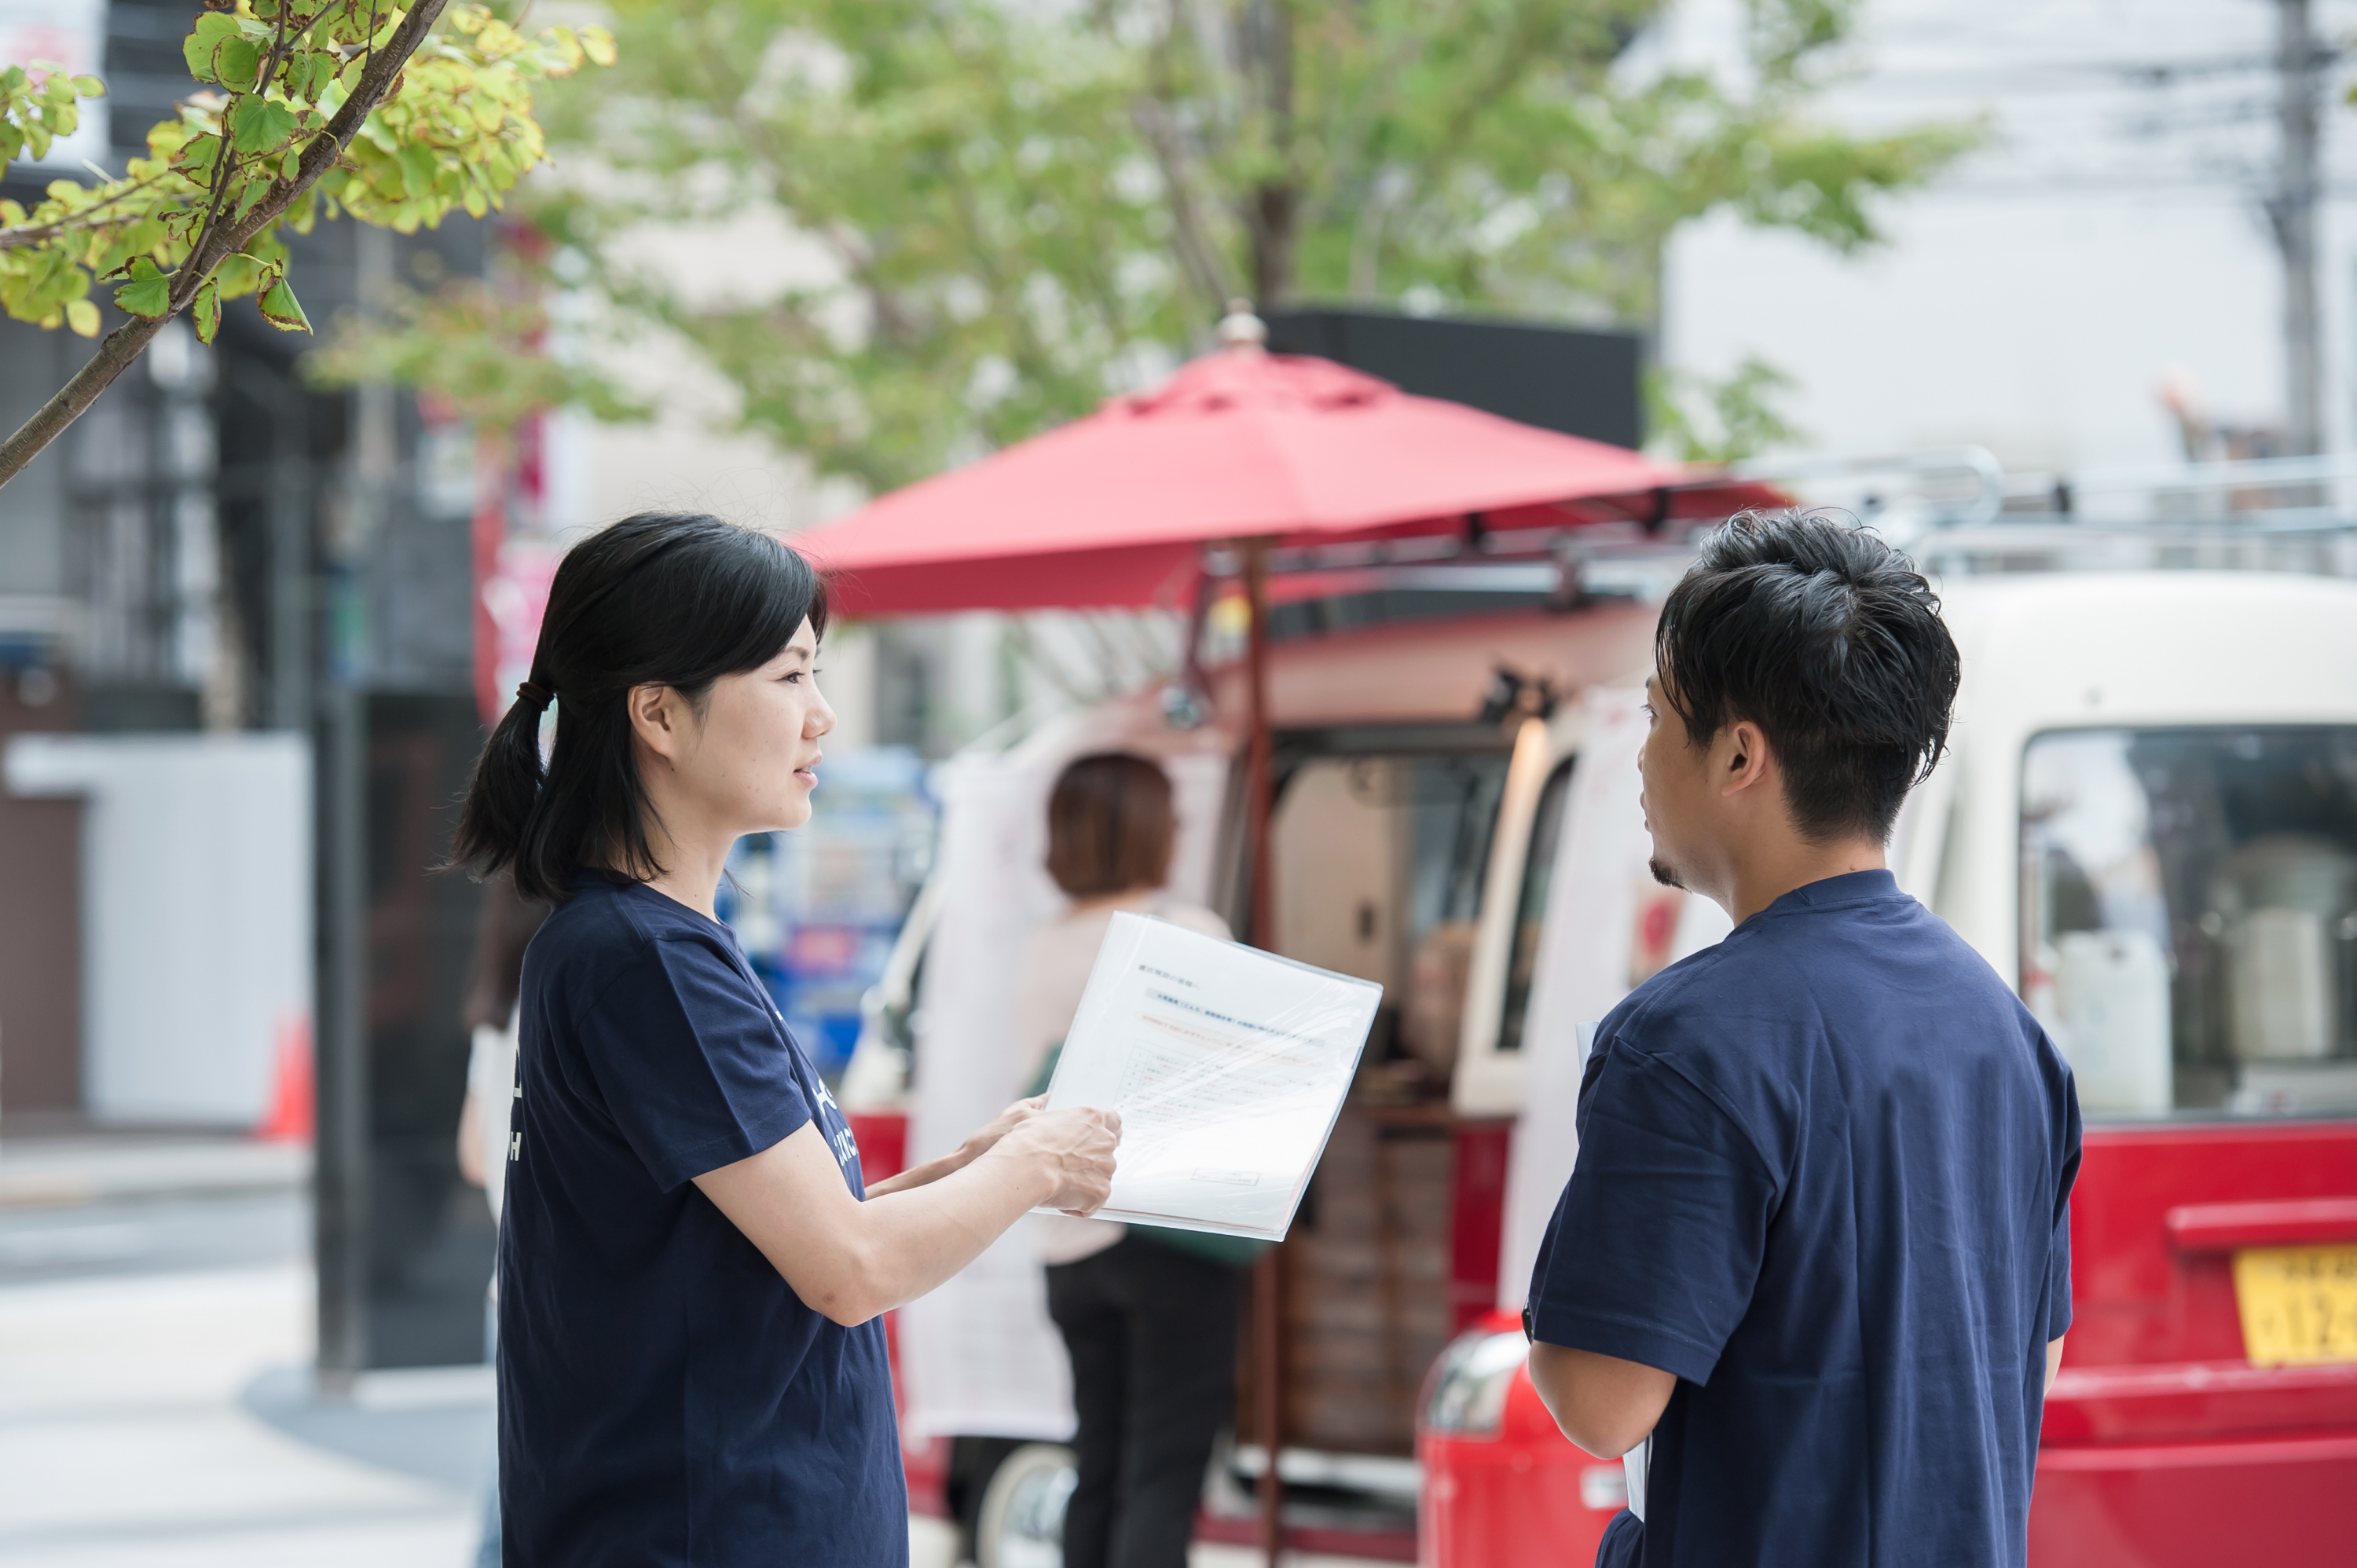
[1244,552,1274,948]
[1243,538,1284,1567]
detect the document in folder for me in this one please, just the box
[1037,911,1383,1240]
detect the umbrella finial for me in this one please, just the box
[1218,298,1268,351]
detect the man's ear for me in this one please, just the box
[1718,717,1776,800]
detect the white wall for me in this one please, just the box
[0,0,109,169]
[5,734,312,1127]
[1654,0,2357,471]
[565,201,865,535]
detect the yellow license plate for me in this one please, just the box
[2232,1246,2357,1368]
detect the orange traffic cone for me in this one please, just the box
[256,1013,315,1143]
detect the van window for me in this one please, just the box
[1497,758,1577,1054]
[2020,727,2357,1118]
[1272,750,1510,1076]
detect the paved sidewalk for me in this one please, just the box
[0,1136,309,1211]
[0,1264,477,1567]
[0,1240,1399,1566]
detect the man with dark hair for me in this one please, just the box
[1523,512,2080,1568]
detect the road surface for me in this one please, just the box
[0,1154,1388,1567]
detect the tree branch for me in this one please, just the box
[1133,94,1233,317]
[0,171,173,251]
[1294,24,1428,238]
[0,0,451,490]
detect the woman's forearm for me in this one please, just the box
[861,1092,1047,1197]
[695,1123,1053,1325]
[845,1147,1058,1313]
[861,1148,970,1198]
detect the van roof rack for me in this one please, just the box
[1733,448,2357,578]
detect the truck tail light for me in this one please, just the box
[1422,1326,1529,1438]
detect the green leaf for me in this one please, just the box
[115,218,166,258]
[212,253,263,299]
[229,96,298,155]
[175,130,223,181]
[286,49,329,102]
[112,257,170,320]
[182,15,245,85]
[71,74,104,98]
[192,280,221,345]
[65,299,100,338]
[396,145,438,198]
[258,277,311,333]
[216,39,264,94]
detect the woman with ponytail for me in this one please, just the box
[459,513,1120,1567]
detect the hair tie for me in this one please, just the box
[515,680,554,713]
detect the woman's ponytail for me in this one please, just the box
[449,512,824,906]
[452,669,555,896]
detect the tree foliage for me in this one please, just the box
[305,270,648,428]
[1648,354,1803,465]
[2,3,609,345]
[0,1,610,489]
[498,0,1970,489]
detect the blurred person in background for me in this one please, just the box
[454,512,1121,1567]
[1015,753,1260,1568]
[454,874,546,1568]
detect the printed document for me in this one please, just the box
[1038,912,1382,1240]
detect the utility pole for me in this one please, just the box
[313,224,397,1395]
[2271,0,2326,456]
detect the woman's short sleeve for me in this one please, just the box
[574,936,812,1192]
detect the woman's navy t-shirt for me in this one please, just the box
[1528,870,2080,1568]
[497,871,905,1567]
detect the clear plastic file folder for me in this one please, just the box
[1036,912,1384,1241]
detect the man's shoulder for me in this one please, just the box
[1600,892,2054,1109]
[1602,919,1790,1044]
[1597,895,1926,1072]
[1587,934,1789,1133]
[1616,892,2011,1025]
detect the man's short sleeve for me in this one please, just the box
[2045,1199,2074,1342]
[2046,1074,2083,1343]
[1526,1039,1778,1386]
[575,936,812,1192]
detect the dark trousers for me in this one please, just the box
[1045,1236,1241,1568]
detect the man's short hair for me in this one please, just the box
[1655,510,1959,844]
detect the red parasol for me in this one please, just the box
[800,321,1769,616]
[799,310,1778,1564]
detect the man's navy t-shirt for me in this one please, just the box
[1528,870,2080,1568]
[497,872,905,1566]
